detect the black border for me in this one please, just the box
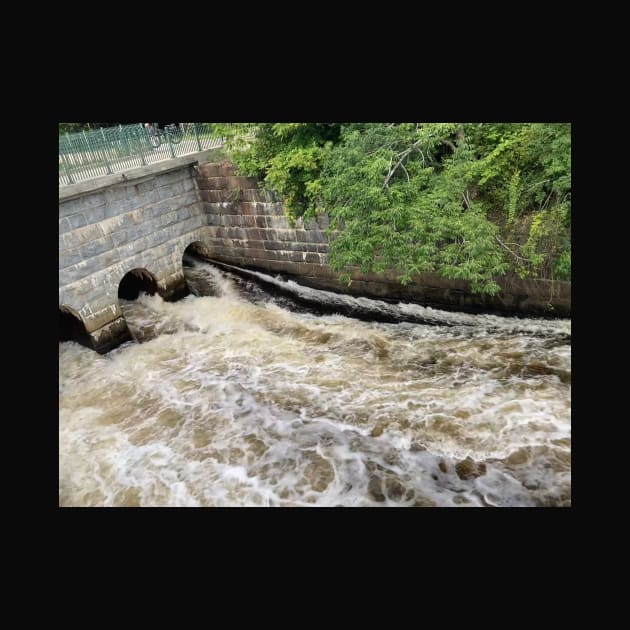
[46,88,576,562]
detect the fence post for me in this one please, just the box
[166,128,176,158]
[193,123,202,151]
[64,133,73,167]
[82,130,92,164]
[60,136,74,185]
[100,127,113,174]
[135,128,147,166]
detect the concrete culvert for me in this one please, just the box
[183,242,210,266]
[118,268,158,300]
[59,306,92,349]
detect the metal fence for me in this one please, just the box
[59,123,253,186]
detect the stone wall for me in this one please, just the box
[195,163,571,317]
[59,158,570,354]
[59,162,207,352]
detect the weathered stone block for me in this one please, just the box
[197,163,221,177]
[304,252,321,264]
[219,164,235,177]
[204,202,228,214]
[180,215,206,232]
[177,207,192,221]
[131,179,156,196]
[112,230,129,247]
[147,188,162,204]
[59,262,91,285]
[200,187,226,202]
[85,192,107,210]
[264,240,285,251]
[277,229,296,242]
[310,231,329,244]
[219,215,240,227]
[239,202,257,215]
[201,176,230,190]
[87,204,108,223]
[298,263,322,276]
[59,197,84,218]
[242,189,265,202]
[242,238,264,250]
[150,199,170,217]
[156,184,173,201]
[227,227,246,240]
[168,181,185,197]
[317,214,330,230]
[264,259,299,274]
[288,242,308,252]
[178,192,200,211]
[240,215,257,228]
[63,224,103,249]
[182,178,196,192]
[224,176,255,190]
[59,217,72,235]
[89,317,132,353]
[80,235,115,259]
[102,200,123,219]
[270,216,289,229]
[59,248,83,269]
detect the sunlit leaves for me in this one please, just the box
[216,122,570,293]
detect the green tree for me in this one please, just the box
[218,122,571,293]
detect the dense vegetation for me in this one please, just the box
[216,123,570,294]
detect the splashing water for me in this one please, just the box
[59,259,571,507]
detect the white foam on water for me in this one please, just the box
[59,260,570,507]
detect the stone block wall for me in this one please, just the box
[59,165,208,351]
[59,158,570,354]
[194,163,570,317]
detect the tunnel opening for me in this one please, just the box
[59,306,92,349]
[182,242,217,296]
[118,268,158,300]
[183,242,211,267]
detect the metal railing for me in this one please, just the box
[59,123,253,186]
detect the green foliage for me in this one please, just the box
[218,122,571,293]
[507,169,521,225]
[214,123,340,217]
[555,245,571,280]
[59,123,89,134]
[59,122,127,135]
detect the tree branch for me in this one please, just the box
[495,236,531,262]
[400,162,410,182]
[523,178,552,192]
[384,138,425,188]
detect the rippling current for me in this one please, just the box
[59,257,571,507]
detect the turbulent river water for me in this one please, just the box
[59,257,571,507]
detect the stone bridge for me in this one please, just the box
[59,157,571,353]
